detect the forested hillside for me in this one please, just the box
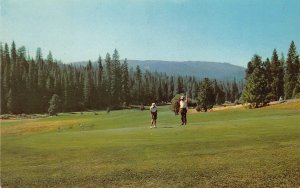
[72,60,246,80]
[1,41,299,114]
[0,42,242,114]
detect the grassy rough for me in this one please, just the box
[1,102,300,187]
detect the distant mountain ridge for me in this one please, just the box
[71,60,246,80]
[127,60,245,80]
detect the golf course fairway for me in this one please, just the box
[1,101,300,187]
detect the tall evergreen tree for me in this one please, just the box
[163,80,169,102]
[47,51,53,63]
[111,49,122,105]
[96,55,104,108]
[270,49,284,100]
[169,76,175,99]
[10,46,24,114]
[121,59,130,105]
[176,76,184,94]
[262,58,272,100]
[245,61,254,79]
[3,44,11,96]
[293,55,300,97]
[104,53,112,106]
[11,41,17,63]
[135,65,143,103]
[231,78,239,102]
[0,44,7,113]
[7,60,20,113]
[213,80,225,105]
[83,61,93,109]
[36,47,43,62]
[156,80,163,102]
[284,41,298,99]
[242,55,268,107]
[197,78,215,112]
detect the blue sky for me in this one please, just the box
[1,0,299,67]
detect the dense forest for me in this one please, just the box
[1,41,298,114]
[242,41,300,107]
[0,42,243,114]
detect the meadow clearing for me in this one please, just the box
[1,101,300,187]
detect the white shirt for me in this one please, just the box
[150,106,157,112]
[180,100,187,108]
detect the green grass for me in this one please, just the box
[1,102,300,187]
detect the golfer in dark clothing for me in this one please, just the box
[179,96,187,125]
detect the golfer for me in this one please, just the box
[150,103,157,128]
[179,96,187,125]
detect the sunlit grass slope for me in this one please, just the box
[1,101,300,187]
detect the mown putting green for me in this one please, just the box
[1,101,300,187]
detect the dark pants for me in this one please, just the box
[151,112,157,120]
[180,108,187,125]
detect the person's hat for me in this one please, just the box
[151,103,156,106]
[180,96,185,100]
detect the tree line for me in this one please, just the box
[0,42,243,114]
[242,41,300,107]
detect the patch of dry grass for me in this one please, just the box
[0,119,83,136]
[267,100,300,109]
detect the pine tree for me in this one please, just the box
[242,54,268,108]
[197,78,215,112]
[293,55,300,97]
[96,55,104,108]
[47,51,53,63]
[284,41,298,99]
[83,61,93,109]
[163,80,169,102]
[135,65,143,103]
[156,80,163,103]
[245,61,254,79]
[0,44,7,114]
[231,78,239,102]
[294,55,300,77]
[7,89,17,114]
[8,52,22,113]
[46,51,54,73]
[27,59,39,113]
[262,58,273,100]
[111,49,122,105]
[121,59,130,105]
[11,41,17,63]
[104,53,112,106]
[270,49,284,100]
[176,76,184,94]
[169,76,175,99]
[143,73,151,104]
[67,68,76,111]
[224,81,232,102]
[19,53,28,113]
[192,81,199,102]
[213,80,225,105]
[36,47,43,62]
[3,44,11,91]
